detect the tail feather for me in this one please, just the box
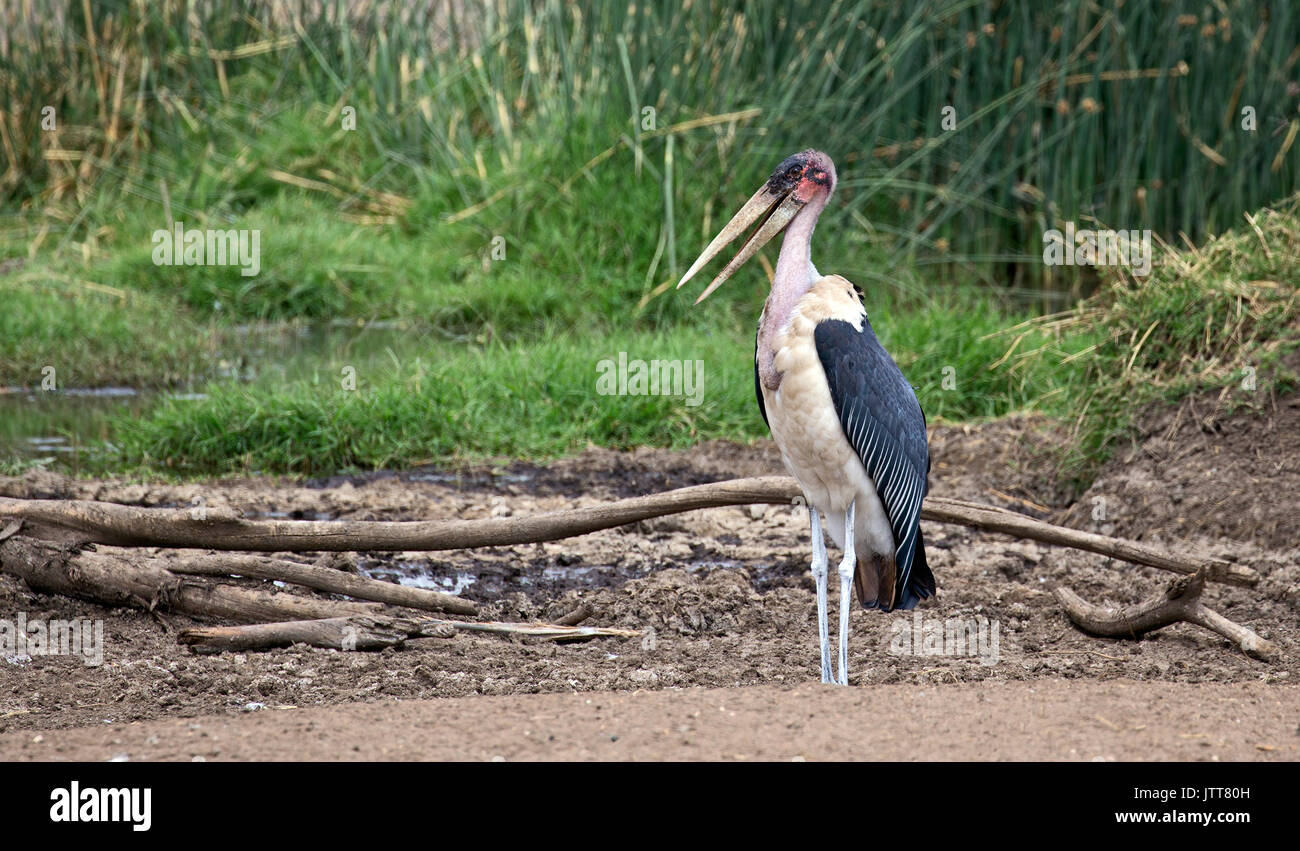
[854,528,935,612]
[853,552,886,609]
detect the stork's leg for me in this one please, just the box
[808,506,832,683]
[836,499,857,686]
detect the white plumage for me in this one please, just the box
[761,276,895,564]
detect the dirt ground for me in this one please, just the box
[3,681,1295,761]
[1,383,1297,760]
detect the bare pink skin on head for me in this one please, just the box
[757,149,837,392]
[673,148,839,372]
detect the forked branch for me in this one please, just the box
[1054,569,1278,660]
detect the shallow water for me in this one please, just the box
[357,553,797,603]
[0,321,421,468]
[0,387,152,468]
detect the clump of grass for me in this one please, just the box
[111,328,761,474]
[1009,195,1300,488]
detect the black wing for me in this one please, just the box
[753,332,769,430]
[814,317,933,610]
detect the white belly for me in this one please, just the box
[761,327,895,560]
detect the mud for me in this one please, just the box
[0,406,1297,760]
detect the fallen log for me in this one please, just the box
[0,478,1259,586]
[1054,569,1279,660]
[0,478,801,550]
[148,550,477,616]
[0,537,383,624]
[177,614,638,652]
[178,616,427,651]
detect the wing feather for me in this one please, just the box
[814,316,934,610]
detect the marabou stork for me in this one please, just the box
[677,149,934,685]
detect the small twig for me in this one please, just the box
[1054,569,1279,660]
[1095,714,1122,731]
[555,603,593,626]
[450,619,639,641]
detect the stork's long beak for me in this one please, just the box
[676,183,806,304]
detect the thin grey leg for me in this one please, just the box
[836,499,857,686]
[808,506,832,683]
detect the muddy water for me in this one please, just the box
[0,387,152,467]
[359,553,761,602]
[355,549,800,604]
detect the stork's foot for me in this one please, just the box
[836,569,853,685]
[835,500,857,687]
[808,507,833,683]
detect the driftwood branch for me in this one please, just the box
[0,478,1258,586]
[1054,570,1278,660]
[177,614,638,652]
[0,537,634,652]
[147,550,476,616]
[0,478,802,551]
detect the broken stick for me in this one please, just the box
[177,613,638,652]
[924,497,1257,587]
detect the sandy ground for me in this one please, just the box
[1,375,1297,760]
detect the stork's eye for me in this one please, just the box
[786,166,802,180]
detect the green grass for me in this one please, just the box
[106,188,1300,481]
[109,290,1103,476]
[4,0,1297,303]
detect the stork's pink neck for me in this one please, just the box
[756,189,830,391]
